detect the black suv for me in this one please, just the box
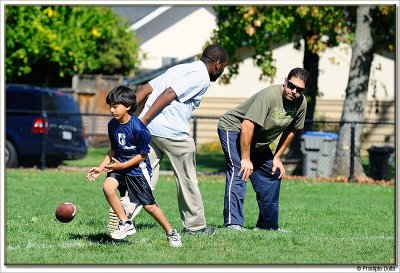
[6,84,88,168]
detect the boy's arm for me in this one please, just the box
[87,149,115,181]
[105,154,147,172]
[97,149,115,170]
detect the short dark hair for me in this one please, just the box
[200,44,228,64]
[287,68,311,89]
[106,85,137,114]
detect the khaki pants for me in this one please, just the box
[133,136,207,231]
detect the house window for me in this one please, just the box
[162,57,178,66]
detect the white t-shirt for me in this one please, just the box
[139,60,210,139]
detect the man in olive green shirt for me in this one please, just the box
[218,67,310,231]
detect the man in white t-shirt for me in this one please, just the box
[109,44,228,235]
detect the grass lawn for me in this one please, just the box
[64,147,396,178]
[4,167,395,266]
[62,147,227,173]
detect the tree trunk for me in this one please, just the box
[286,36,319,175]
[302,36,319,131]
[331,5,374,179]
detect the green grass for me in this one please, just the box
[65,147,396,177]
[4,168,395,265]
[63,147,226,173]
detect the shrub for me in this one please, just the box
[198,141,223,153]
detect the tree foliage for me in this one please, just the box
[210,6,352,83]
[6,6,141,86]
[370,5,396,53]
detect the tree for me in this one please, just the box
[209,6,352,162]
[5,6,142,86]
[210,6,352,122]
[331,5,395,179]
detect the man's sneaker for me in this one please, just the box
[225,224,246,230]
[107,207,120,233]
[107,196,136,233]
[166,229,182,247]
[110,220,136,240]
[276,227,290,233]
[183,226,216,235]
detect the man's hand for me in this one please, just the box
[139,117,148,125]
[272,157,285,179]
[238,158,254,182]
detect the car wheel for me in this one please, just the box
[6,140,19,168]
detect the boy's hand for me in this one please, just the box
[104,157,124,172]
[86,167,103,182]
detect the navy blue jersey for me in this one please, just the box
[108,116,152,177]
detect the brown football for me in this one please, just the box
[55,202,76,223]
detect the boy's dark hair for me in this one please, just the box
[106,85,137,114]
[200,44,228,64]
[287,68,311,89]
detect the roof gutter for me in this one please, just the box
[127,6,172,32]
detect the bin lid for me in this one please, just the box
[302,131,338,140]
[367,145,394,153]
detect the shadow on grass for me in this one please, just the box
[68,222,158,244]
[69,233,131,244]
[135,222,158,230]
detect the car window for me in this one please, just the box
[43,91,80,113]
[6,90,41,111]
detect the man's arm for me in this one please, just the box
[135,83,153,105]
[239,119,255,181]
[273,127,297,179]
[140,87,177,125]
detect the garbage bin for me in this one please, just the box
[301,131,338,177]
[367,145,394,181]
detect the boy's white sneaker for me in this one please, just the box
[166,229,182,247]
[110,220,136,240]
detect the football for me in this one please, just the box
[55,202,76,223]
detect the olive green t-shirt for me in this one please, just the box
[218,84,307,150]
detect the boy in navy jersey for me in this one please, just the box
[87,85,181,247]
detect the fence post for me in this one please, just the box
[40,108,47,170]
[349,122,355,182]
[192,116,198,146]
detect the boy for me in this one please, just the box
[86,85,182,247]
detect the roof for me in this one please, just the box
[111,6,159,26]
[124,55,197,86]
[113,5,207,86]
[127,6,171,31]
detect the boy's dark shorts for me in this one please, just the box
[107,172,156,206]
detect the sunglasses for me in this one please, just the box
[286,81,306,94]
